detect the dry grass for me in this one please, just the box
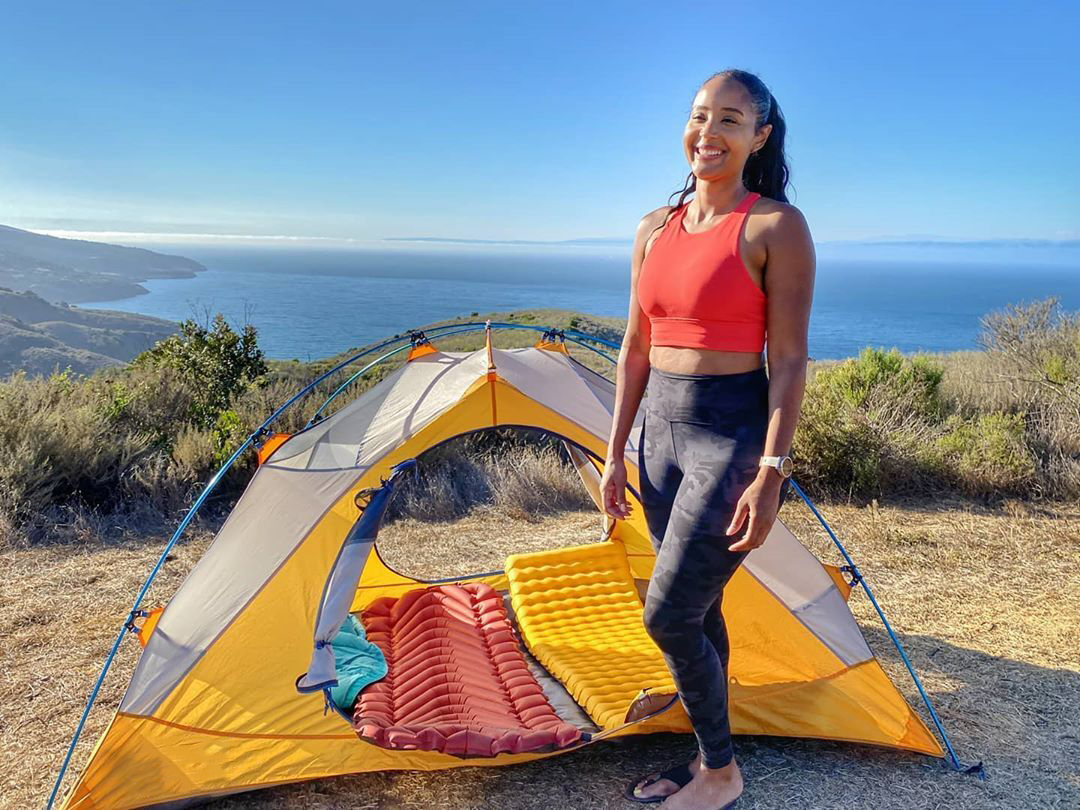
[2,494,1078,809]
[386,439,594,524]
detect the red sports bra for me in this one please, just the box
[637,191,766,352]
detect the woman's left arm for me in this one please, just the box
[726,204,816,551]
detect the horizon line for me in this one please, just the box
[23,227,1080,250]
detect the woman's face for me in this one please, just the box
[683,78,771,183]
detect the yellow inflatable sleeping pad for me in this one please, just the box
[504,541,677,729]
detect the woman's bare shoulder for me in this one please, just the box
[635,204,678,260]
[752,196,808,225]
[638,204,677,233]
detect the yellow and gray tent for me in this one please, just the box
[50,323,977,809]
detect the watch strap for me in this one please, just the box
[759,455,793,477]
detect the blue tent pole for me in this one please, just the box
[786,477,984,778]
[44,437,255,810]
[308,322,618,423]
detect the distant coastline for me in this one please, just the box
[0,224,206,305]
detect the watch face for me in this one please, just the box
[780,456,794,476]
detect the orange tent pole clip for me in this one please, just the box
[124,605,165,647]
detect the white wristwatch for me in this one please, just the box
[759,455,794,478]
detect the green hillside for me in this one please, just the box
[0,288,178,377]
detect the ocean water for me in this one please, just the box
[83,243,1080,362]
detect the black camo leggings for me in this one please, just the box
[637,365,791,769]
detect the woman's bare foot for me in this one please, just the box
[630,751,703,800]
[659,758,743,809]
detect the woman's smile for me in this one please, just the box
[695,146,727,162]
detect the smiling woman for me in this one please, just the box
[602,68,816,810]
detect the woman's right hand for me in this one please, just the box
[600,456,633,520]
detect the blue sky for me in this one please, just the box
[1,0,1077,245]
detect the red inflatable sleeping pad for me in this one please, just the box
[353,581,584,756]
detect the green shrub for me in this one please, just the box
[0,316,275,534]
[134,313,268,429]
[0,369,158,521]
[793,348,947,500]
[169,425,217,487]
[823,347,945,419]
[976,296,1080,499]
[925,411,1037,495]
[95,364,196,447]
[212,409,247,467]
[792,381,884,499]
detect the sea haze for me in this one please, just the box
[81,243,1080,362]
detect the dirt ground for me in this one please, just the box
[2,494,1078,809]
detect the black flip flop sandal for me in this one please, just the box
[624,761,694,804]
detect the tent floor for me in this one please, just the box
[500,591,602,734]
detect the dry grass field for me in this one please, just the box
[2,490,1078,809]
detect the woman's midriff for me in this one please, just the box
[648,345,765,376]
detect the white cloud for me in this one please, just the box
[32,230,384,247]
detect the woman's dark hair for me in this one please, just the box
[662,69,791,224]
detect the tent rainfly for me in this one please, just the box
[49,323,981,810]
